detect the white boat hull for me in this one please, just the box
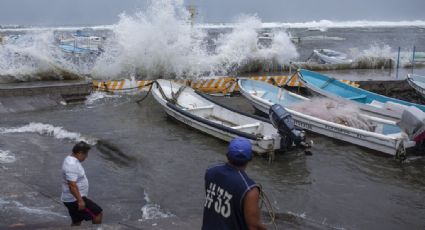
[151,80,281,155]
[313,49,353,64]
[407,74,425,99]
[239,80,415,156]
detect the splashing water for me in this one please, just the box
[85,91,122,105]
[0,150,16,163]
[0,0,298,81]
[360,43,393,59]
[212,15,298,74]
[139,191,175,221]
[0,31,87,82]
[0,197,66,217]
[0,122,97,144]
[91,0,298,79]
[12,201,67,217]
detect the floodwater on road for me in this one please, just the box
[0,81,425,229]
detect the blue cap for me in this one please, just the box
[227,137,252,163]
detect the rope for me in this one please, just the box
[171,85,187,105]
[145,79,187,105]
[135,81,154,104]
[258,184,344,229]
[157,81,172,103]
[258,184,278,230]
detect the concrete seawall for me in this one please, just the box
[0,81,91,113]
[0,81,91,97]
[0,78,421,114]
[358,79,411,93]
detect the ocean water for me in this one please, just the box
[1,94,424,229]
[1,1,425,229]
[1,1,425,82]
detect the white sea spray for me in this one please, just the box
[12,201,66,217]
[85,91,122,105]
[0,30,86,82]
[0,122,97,145]
[91,0,298,79]
[139,191,175,221]
[0,150,16,163]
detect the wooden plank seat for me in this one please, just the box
[231,122,261,133]
[248,90,266,98]
[185,105,215,111]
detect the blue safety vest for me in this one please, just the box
[202,163,258,230]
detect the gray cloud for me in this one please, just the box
[0,0,424,26]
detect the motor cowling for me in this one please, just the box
[269,104,306,147]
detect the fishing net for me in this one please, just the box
[289,97,375,131]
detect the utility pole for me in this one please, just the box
[187,5,197,26]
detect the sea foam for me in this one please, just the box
[0,150,16,163]
[0,122,97,145]
[90,0,298,79]
[139,191,175,221]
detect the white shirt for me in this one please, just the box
[61,155,89,202]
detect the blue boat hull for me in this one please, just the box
[298,69,425,119]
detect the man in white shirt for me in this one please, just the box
[61,141,103,226]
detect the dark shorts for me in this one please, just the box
[63,197,102,223]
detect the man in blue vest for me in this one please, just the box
[202,137,266,230]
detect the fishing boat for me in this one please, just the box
[312,49,353,64]
[58,31,104,55]
[151,79,308,156]
[238,78,423,157]
[407,74,425,99]
[297,69,425,119]
[58,44,101,55]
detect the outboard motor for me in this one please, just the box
[397,106,425,158]
[269,104,310,151]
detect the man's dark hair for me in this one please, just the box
[72,141,91,154]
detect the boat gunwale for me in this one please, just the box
[407,74,425,94]
[298,69,425,112]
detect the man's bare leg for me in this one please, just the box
[92,212,103,224]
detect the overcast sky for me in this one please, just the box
[0,0,424,26]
